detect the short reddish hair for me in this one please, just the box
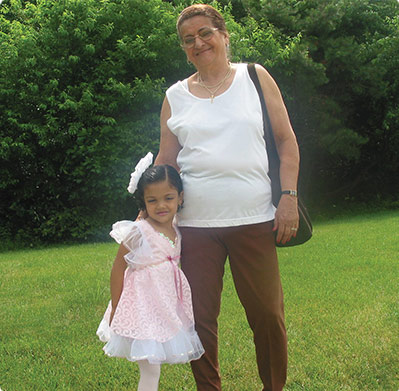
[177,4,228,38]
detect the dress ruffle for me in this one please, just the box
[97,219,204,364]
[109,220,136,244]
[96,317,204,365]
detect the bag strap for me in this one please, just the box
[247,63,282,205]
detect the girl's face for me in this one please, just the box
[180,15,229,69]
[143,180,183,228]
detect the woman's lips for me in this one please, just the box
[196,48,211,56]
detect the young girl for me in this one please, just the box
[97,152,204,391]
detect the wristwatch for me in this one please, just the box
[281,190,298,197]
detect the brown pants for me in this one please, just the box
[180,222,287,391]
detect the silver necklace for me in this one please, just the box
[198,65,232,103]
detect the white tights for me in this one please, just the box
[137,360,161,391]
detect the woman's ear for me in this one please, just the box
[178,191,184,210]
[222,31,230,46]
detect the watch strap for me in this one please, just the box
[281,190,298,197]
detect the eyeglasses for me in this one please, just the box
[181,27,218,49]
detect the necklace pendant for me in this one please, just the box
[197,64,232,105]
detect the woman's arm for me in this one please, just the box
[255,64,300,245]
[137,97,181,221]
[155,97,182,169]
[109,244,129,325]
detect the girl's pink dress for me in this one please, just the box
[96,219,204,364]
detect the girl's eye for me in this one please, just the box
[147,199,156,203]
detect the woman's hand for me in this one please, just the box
[273,194,299,245]
[136,210,148,221]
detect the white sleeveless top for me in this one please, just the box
[166,63,275,227]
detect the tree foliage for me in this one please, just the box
[0,0,183,243]
[1,0,398,245]
[242,0,399,203]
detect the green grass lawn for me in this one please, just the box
[0,211,398,390]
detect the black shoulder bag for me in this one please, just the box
[247,63,312,247]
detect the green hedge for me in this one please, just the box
[1,0,398,245]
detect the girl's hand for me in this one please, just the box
[273,195,299,245]
[109,244,129,327]
[109,308,116,326]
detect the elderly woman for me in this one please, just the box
[155,4,299,391]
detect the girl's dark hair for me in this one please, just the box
[135,165,183,211]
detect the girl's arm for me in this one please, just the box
[109,244,129,325]
[255,64,300,245]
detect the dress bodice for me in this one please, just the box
[110,219,181,269]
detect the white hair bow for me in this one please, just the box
[127,152,153,194]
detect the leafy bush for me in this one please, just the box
[242,0,399,205]
[1,0,398,245]
[0,0,183,243]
